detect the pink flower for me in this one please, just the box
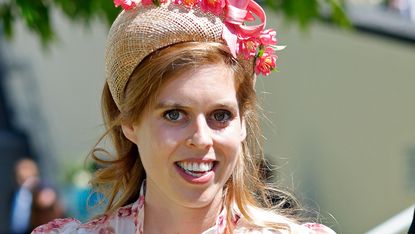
[138,195,145,208]
[255,47,277,76]
[142,0,167,5]
[32,218,80,233]
[182,0,200,8]
[200,0,226,15]
[98,227,116,234]
[117,206,133,217]
[259,29,277,46]
[232,213,241,226]
[113,0,137,10]
[141,0,153,5]
[172,0,182,3]
[237,36,259,59]
[81,215,109,228]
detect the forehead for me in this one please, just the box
[155,64,237,106]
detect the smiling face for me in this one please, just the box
[122,63,246,209]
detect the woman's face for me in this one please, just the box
[122,63,246,209]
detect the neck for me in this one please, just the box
[143,181,223,234]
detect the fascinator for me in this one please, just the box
[106,0,282,108]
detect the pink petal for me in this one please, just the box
[141,0,153,5]
[113,0,137,10]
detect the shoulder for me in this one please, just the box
[235,206,336,234]
[31,201,140,234]
[234,222,336,234]
[301,223,336,234]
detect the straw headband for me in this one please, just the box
[106,0,282,109]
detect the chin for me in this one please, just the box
[175,186,222,208]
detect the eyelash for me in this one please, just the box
[163,109,186,122]
[210,110,233,127]
[162,109,234,128]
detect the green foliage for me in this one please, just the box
[0,3,13,38]
[54,0,119,25]
[0,0,120,46]
[16,0,53,44]
[264,0,351,29]
[0,0,349,46]
[265,0,319,28]
[325,0,351,28]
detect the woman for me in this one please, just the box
[33,0,335,233]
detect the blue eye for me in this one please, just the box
[164,110,184,121]
[212,110,232,122]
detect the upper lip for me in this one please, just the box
[175,158,217,163]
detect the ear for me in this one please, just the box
[240,118,247,142]
[121,124,138,144]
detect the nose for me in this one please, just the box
[186,115,213,149]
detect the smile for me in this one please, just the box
[175,161,217,180]
[174,160,217,184]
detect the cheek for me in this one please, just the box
[152,124,187,149]
[219,121,244,142]
[215,123,244,157]
[138,123,185,160]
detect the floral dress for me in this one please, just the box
[32,184,336,234]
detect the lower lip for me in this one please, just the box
[175,164,216,184]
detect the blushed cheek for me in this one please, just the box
[215,125,243,147]
[151,126,185,156]
[215,132,242,160]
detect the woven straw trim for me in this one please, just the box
[105,2,225,109]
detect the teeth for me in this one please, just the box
[177,161,214,172]
[186,171,202,177]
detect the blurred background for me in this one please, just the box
[0,0,414,233]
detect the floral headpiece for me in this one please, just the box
[107,0,283,109]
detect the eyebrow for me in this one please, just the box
[155,101,188,110]
[155,100,239,110]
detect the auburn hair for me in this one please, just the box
[90,42,302,232]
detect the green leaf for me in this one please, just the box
[0,3,14,39]
[263,0,350,29]
[325,0,352,28]
[16,0,54,45]
[257,47,265,57]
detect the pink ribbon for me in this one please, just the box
[222,0,267,57]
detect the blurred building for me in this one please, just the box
[1,5,415,234]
